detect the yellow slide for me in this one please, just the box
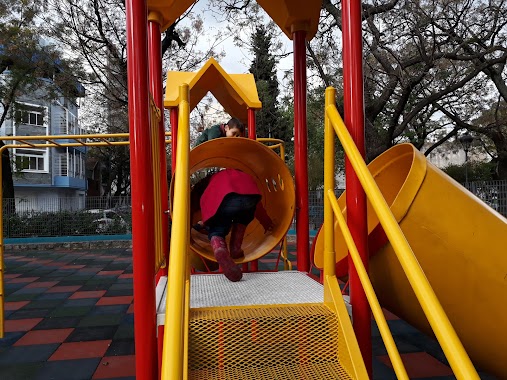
[313,143,507,378]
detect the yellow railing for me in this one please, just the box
[149,98,166,271]
[323,87,479,379]
[161,84,191,380]
[0,131,172,339]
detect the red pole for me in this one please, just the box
[125,1,157,379]
[170,108,178,173]
[148,17,169,280]
[342,0,371,375]
[247,108,256,139]
[293,30,310,273]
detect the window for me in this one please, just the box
[17,109,44,126]
[15,149,47,172]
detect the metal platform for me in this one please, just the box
[156,271,324,326]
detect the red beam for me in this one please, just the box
[342,0,372,375]
[125,1,157,379]
[248,108,256,140]
[293,30,310,273]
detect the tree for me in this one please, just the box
[46,0,227,195]
[0,0,84,209]
[314,0,507,176]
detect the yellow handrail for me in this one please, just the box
[324,86,479,379]
[161,84,191,380]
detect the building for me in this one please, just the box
[0,75,87,212]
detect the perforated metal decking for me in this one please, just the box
[161,272,355,380]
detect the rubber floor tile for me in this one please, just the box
[66,326,119,342]
[25,281,59,289]
[0,344,60,364]
[63,298,100,307]
[4,274,22,279]
[8,308,51,320]
[0,331,25,347]
[70,291,107,299]
[5,293,41,302]
[35,358,101,380]
[0,362,44,380]
[49,306,93,318]
[118,274,133,279]
[9,277,39,283]
[5,318,43,332]
[103,289,133,297]
[78,314,124,328]
[97,270,124,276]
[89,305,130,316]
[95,296,133,306]
[23,299,64,310]
[378,352,454,378]
[32,316,82,330]
[46,285,82,293]
[92,355,136,379]
[5,301,30,311]
[14,328,74,346]
[49,340,112,361]
[112,325,134,341]
[37,292,74,300]
[104,340,135,357]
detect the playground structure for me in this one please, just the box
[1,1,506,379]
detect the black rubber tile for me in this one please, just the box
[34,358,101,380]
[104,340,135,356]
[0,344,59,365]
[62,298,99,308]
[23,300,65,310]
[0,332,25,347]
[65,326,118,342]
[37,292,74,301]
[8,308,51,320]
[32,317,82,330]
[89,305,129,316]
[103,289,133,297]
[0,362,44,380]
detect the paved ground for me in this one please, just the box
[1,245,495,379]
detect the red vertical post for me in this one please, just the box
[293,30,310,272]
[148,16,169,279]
[170,108,179,173]
[125,0,157,379]
[342,0,371,375]
[247,108,256,140]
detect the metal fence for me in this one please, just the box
[2,181,507,239]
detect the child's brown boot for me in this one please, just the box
[230,223,247,259]
[210,236,242,282]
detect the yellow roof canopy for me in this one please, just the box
[164,57,262,124]
[147,0,321,40]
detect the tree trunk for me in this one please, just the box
[1,141,16,215]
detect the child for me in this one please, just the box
[194,117,245,146]
[193,169,274,282]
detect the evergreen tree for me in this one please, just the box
[249,25,291,143]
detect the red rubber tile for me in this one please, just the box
[62,265,86,269]
[5,318,43,332]
[378,352,454,378]
[70,291,107,299]
[96,296,133,306]
[15,328,74,346]
[127,304,134,314]
[49,340,112,361]
[382,308,400,321]
[5,274,22,279]
[92,355,136,379]
[46,285,82,293]
[119,274,133,279]
[25,281,59,289]
[9,277,40,283]
[5,301,30,310]
[97,270,124,276]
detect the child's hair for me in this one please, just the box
[227,117,245,135]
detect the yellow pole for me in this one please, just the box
[161,84,190,380]
[326,100,479,379]
[323,88,336,278]
[328,190,409,380]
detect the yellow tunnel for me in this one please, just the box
[185,137,295,264]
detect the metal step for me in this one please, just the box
[188,304,353,380]
[156,272,324,326]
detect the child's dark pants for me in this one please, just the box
[207,193,261,239]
